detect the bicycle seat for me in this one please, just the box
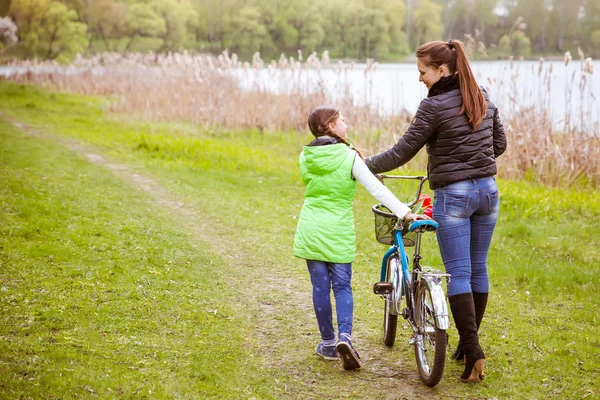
[408,220,438,232]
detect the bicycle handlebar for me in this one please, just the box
[376,174,428,208]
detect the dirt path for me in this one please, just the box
[7,117,461,399]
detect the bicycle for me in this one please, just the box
[371,175,450,387]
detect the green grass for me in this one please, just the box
[0,110,272,398]
[1,81,599,399]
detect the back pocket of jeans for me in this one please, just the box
[487,190,500,213]
[443,193,471,218]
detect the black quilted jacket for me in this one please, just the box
[365,75,507,189]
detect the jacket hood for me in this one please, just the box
[302,143,350,175]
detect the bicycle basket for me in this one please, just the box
[373,204,397,245]
[372,204,416,247]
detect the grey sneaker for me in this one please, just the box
[316,343,338,361]
[336,333,362,370]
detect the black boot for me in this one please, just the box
[451,292,488,361]
[449,293,485,382]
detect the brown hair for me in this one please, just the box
[307,105,364,159]
[416,39,486,130]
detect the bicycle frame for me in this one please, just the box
[379,230,411,317]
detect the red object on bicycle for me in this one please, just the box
[418,194,433,218]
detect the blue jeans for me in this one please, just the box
[306,260,353,343]
[433,177,500,297]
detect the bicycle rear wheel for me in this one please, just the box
[383,255,400,346]
[413,279,447,387]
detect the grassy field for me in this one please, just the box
[0,81,599,399]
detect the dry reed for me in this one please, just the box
[487,53,599,188]
[5,50,599,188]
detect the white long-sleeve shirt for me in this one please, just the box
[352,156,411,218]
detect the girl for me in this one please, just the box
[293,105,427,371]
[365,40,507,382]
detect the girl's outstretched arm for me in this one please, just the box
[353,156,428,221]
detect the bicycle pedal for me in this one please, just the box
[373,282,394,295]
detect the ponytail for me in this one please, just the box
[451,40,487,130]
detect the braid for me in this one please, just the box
[309,120,331,137]
[329,132,365,160]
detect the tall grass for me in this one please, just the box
[486,54,599,188]
[4,50,599,188]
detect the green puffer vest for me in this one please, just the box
[293,143,357,263]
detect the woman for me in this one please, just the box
[365,40,506,382]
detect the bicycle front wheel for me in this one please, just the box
[383,255,400,346]
[413,279,447,387]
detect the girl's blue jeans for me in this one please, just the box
[306,260,353,342]
[433,177,500,297]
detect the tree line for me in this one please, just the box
[1,0,600,62]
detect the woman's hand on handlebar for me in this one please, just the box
[403,212,432,222]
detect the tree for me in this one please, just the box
[387,0,409,56]
[288,0,324,54]
[151,0,198,52]
[349,5,390,59]
[448,0,478,38]
[342,0,408,59]
[1,0,11,17]
[257,0,299,56]
[9,0,46,54]
[441,0,497,43]
[40,1,88,60]
[591,30,600,51]
[90,0,184,54]
[4,0,598,61]
[88,0,128,52]
[510,0,550,50]
[581,0,600,52]
[295,14,324,53]
[590,29,600,50]
[9,0,88,60]
[320,0,351,58]
[411,0,443,49]
[192,0,238,50]
[230,6,269,55]
[122,3,166,53]
[549,0,584,51]
[498,18,532,57]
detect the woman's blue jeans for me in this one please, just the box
[433,177,500,297]
[306,260,353,342]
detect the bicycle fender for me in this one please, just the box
[408,220,438,232]
[424,279,450,330]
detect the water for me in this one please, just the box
[2,59,598,133]
[229,59,599,133]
